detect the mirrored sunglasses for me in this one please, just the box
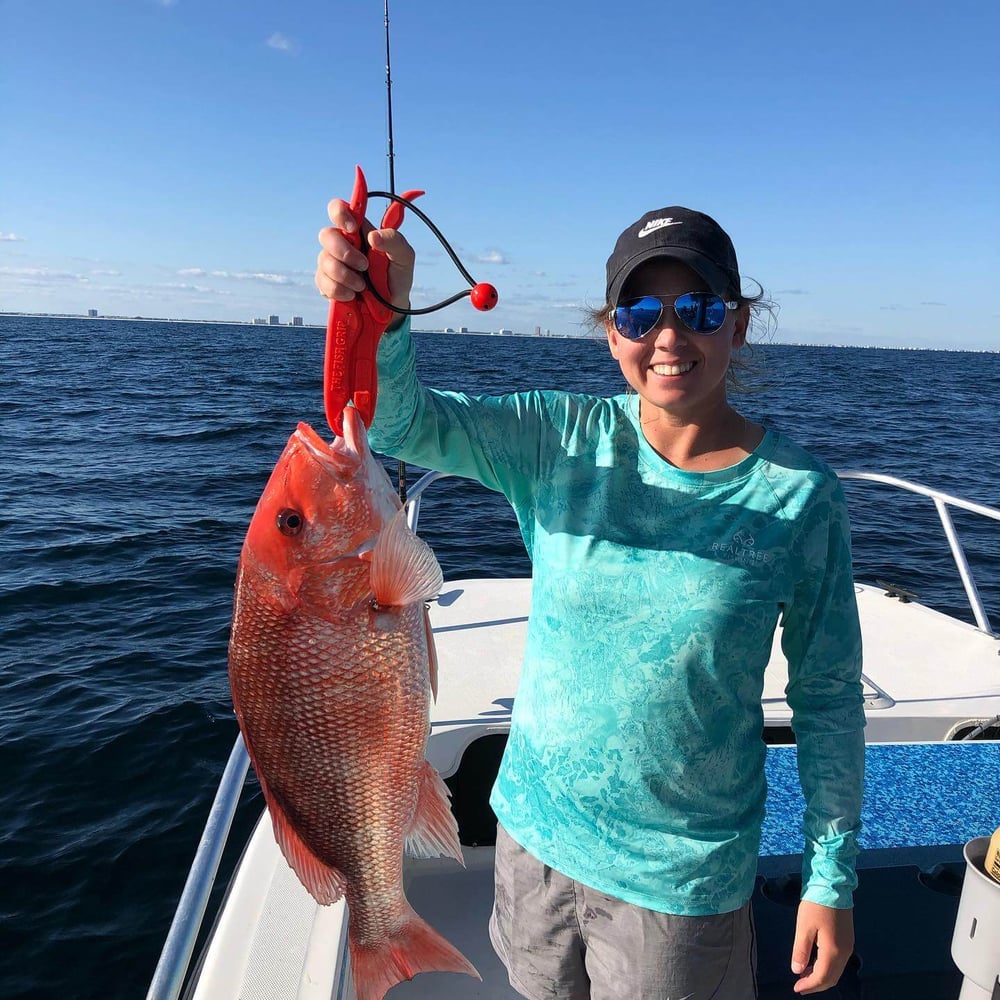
[612,292,738,339]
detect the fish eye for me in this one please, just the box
[276,509,304,536]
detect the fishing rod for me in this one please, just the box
[376,1,497,501]
[383,0,408,502]
[384,0,395,198]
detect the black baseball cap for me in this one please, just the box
[605,207,741,305]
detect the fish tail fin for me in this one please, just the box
[349,911,480,1000]
[404,759,464,864]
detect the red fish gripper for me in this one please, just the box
[324,165,423,436]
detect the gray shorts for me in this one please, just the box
[489,824,757,1000]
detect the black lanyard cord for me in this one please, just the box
[364,189,491,315]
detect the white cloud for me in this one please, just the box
[161,282,233,296]
[0,233,25,242]
[236,271,294,285]
[176,268,297,285]
[267,33,298,54]
[0,265,87,282]
[475,249,508,265]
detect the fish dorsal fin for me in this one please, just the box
[370,510,443,608]
[404,760,464,864]
[257,771,349,905]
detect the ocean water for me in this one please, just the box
[1,315,998,1000]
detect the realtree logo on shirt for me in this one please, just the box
[711,529,774,566]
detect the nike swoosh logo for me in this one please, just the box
[638,218,682,238]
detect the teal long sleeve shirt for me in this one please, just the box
[368,321,865,915]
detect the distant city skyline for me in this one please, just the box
[0,308,585,339]
[6,311,996,353]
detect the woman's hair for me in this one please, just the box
[583,279,778,393]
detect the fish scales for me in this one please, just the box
[231,605,428,932]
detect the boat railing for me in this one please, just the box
[409,469,1000,639]
[404,469,453,533]
[837,471,1000,638]
[146,735,251,1000]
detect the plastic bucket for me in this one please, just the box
[952,836,1000,1000]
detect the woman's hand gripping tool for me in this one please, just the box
[324,165,423,437]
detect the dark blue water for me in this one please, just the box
[1,315,998,1000]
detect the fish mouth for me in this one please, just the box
[338,404,368,459]
[293,421,361,479]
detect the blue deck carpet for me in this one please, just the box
[762,741,1000,865]
[756,741,999,996]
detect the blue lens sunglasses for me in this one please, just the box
[612,292,739,340]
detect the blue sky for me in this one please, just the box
[3,0,998,349]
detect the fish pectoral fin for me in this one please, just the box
[260,776,348,905]
[370,510,443,608]
[403,760,464,864]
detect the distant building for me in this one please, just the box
[459,326,469,334]
[253,318,268,325]
[269,315,280,325]
[88,309,98,318]
[498,328,513,336]
[290,316,303,326]
[534,326,541,337]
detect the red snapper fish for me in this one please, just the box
[228,407,479,1000]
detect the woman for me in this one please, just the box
[315,200,865,999]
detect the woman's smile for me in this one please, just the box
[650,360,697,377]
